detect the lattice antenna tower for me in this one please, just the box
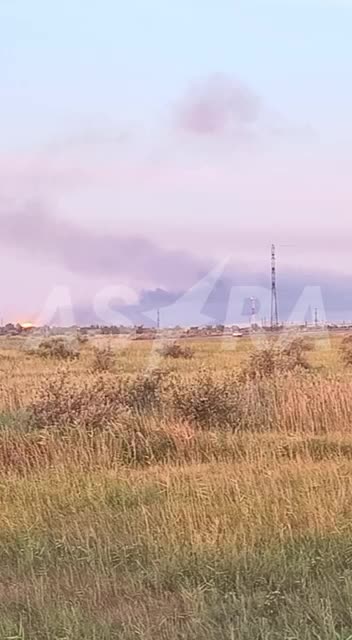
[314,307,319,327]
[250,297,257,328]
[271,244,279,328]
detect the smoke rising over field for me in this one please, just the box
[0,203,211,291]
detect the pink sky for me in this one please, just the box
[1,0,352,322]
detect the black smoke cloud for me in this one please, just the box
[1,204,352,326]
[0,203,211,291]
[72,270,352,327]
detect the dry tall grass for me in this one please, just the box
[0,333,351,638]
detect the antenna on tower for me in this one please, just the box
[271,244,279,329]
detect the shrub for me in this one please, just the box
[90,345,116,373]
[122,368,167,412]
[77,332,89,345]
[282,336,314,355]
[340,334,352,365]
[28,368,167,430]
[28,370,128,430]
[169,369,242,429]
[342,350,352,366]
[36,337,79,361]
[158,341,194,359]
[241,338,312,380]
[341,334,352,346]
[281,336,313,369]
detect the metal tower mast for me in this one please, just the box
[271,244,279,328]
[250,297,257,329]
[156,309,160,331]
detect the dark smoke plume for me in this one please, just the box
[0,203,211,290]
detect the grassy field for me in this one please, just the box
[1,332,352,638]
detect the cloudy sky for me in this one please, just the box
[1,0,352,324]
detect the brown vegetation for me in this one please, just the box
[89,344,117,372]
[35,336,80,360]
[0,332,351,638]
[157,340,194,359]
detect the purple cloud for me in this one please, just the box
[176,74,261,137]
[175,74,315,145]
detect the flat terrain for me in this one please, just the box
[1,332,352,638]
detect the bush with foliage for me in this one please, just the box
[36,337,80,361]
[241,337,313,380]
[169,369,243,429]
[28,368,168,430]
[340,334,352,365]
[90,345,116,373]
[77,332,89,345]
[157,341,194,359]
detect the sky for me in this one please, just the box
[1,0,352,325]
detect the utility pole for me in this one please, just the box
[156,308,160,331]
[271,244,279,329]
